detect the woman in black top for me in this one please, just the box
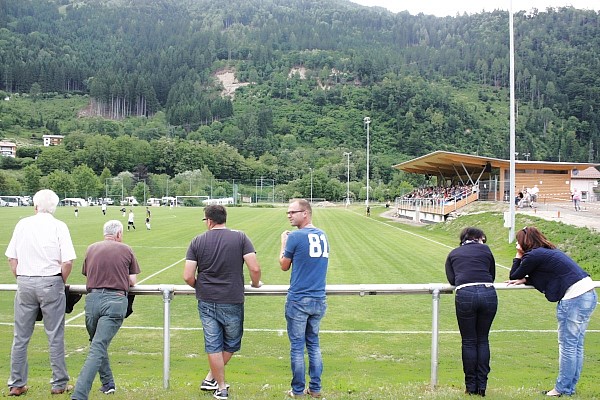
[445,227,497,397]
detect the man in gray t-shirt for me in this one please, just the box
[183,205,261,400]
[186,228,253,304]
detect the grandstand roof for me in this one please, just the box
[571,166,600,179]
[392,151,598,177]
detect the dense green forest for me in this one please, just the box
[0,0,599,201]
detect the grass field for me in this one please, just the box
[0,204,599,399]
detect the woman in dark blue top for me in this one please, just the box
[446,227,497,397]
[509,226,597,397]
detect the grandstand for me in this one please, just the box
[393,150,599,223]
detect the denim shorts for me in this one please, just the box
[198,301,244,354]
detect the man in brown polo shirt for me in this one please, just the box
[71,220,140,400]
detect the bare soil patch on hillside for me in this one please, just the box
[215,69,249,98]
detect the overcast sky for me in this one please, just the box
[349,0,600,17]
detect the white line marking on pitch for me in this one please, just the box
[64,258,185,325]
[2,322,596,335]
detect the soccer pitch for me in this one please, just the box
[0,205,599,399]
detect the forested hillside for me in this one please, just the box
[0,0,599,201]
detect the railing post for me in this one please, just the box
[430,285,442,389]
[160,285,174,389]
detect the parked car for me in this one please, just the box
[0,196,24,206]
[61,198,88,207]
[147,197,161,206]
[120,196,139,206]
[161,196,177,206]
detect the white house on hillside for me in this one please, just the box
[0,141,16,157]
[571,167,600,202]
[43,134,64,146]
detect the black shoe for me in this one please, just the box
[201,379,230,391]
[99,381,116,394]
[213,388,228,399]
[201,379,218,391]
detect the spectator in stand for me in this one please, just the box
[520,189,532,208]
[515,191,524,207]
[529,184,539,204]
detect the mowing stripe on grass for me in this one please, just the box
[351,209,511,271]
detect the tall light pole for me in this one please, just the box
[363,117,371,209]
[343,152,352,206]
[309,168,313,204]
[508,0,516,243]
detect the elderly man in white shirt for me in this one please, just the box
[5,189,77,397]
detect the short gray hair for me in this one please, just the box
[33,189,59,214]
[103,220,123,236]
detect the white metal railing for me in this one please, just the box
[395,190,479,216]
[1,282,598,389]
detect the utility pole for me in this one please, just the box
[343,152,352,206]
[364,117,371,209]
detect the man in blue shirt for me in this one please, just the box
[280,199,329,398]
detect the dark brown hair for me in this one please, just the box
[515,226,556,252]
[459,227,486,245]
[204,205,227,224]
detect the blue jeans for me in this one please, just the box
[72,291,127,400]
[454,285,498,393]
[555,289,597,395]
[198,301,244,354]
[285,297,327,395]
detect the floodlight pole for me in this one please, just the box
[343,152,352,206]
[310,168,313,204]
[364,117,371,209]
[508,0,516,243]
